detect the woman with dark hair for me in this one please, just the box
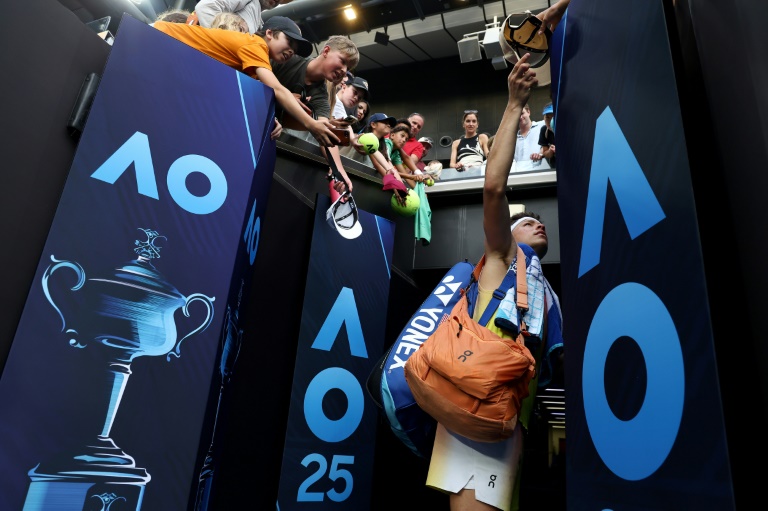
[352,99,370,134]
[450,110,490,171]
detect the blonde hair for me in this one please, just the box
[327,80,338,115]
[156,9,191,23]
[212,12,248,33]
[324,35,360,72]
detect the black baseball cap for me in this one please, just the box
[347,76,370,99]
[263,16,313,58]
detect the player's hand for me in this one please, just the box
[536,0,569,34]
[508,53,537,108]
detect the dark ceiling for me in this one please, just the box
[267,0,551,73]
[57,0,552,74]
[270,0,503,42]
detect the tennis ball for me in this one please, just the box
[425,178,435,187]
[391,189,420,216]
[358,133,380,155]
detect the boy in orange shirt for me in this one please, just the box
[154,15,355,193]
[153,16,339,148]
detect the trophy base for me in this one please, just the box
[23,479,145,511]
[23,437,150,511]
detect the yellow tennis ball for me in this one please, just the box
[358,133,380,155]
[425,178,435,186]
[391,189,420,216]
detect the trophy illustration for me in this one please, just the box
[23,228,215,511]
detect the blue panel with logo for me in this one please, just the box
[276,194,395,511]
[554,0,735,509]
[0,15,276,511]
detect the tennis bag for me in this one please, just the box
[366,260,474,458]
[404,249,536,443]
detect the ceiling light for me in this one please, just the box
[344,6,356,20]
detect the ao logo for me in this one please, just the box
[295,287,367,503]
[90,131,227,215]
[434,274,463,306]
[580,107,684,481]
[243,199,260,265]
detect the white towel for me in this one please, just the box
[496,251,546,336]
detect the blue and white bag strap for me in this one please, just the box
[468,247,528,327]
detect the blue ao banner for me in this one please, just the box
[276,194,395,511]
[0,15,276,511]
[555,0,735,509]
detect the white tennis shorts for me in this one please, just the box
[426,422,523,511]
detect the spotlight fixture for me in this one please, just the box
[344,5,356,20]
[374,31,390,45]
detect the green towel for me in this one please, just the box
[414,181,432,245]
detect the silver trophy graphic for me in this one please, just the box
[24,228,215,511]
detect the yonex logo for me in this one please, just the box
[433,275,463,306]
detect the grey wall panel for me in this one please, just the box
[414,190,560,270]
[0,0,111,372]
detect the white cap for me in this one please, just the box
[326,193,363,240]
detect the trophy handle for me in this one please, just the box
[41,256,86,347]
[167,293,215,361]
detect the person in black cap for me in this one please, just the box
[331,76,369,122]
[327,75,370,156]
[347,77,369,101]
[336,71,354,93]
[260,16,313,59]
[153,15,340,148]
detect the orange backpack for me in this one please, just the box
[404,248,537,442]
